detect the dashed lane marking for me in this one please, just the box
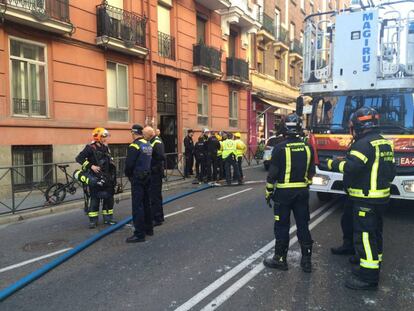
[216,188,253,201]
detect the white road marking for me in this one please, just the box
[242,180,266,185]
[0,207,196,274]
[165,207,195,218]
[174,200,336,311]
[217,188,253,201]
[200,204,340,311]
[0,248,73,274]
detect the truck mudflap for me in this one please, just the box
[310,167,414,200]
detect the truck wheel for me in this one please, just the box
[317,192,332,202]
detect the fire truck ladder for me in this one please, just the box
[303,20,314,82]
[380,10,402,77]
[314,20,333,81]
[406,10,414,75]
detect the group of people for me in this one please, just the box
[75,125,166,243]
[183,128,247,186]
[264,107,395,291]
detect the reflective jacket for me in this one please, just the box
[328,130,396,204]
[221,139,237,159]
[235,139,247,158]
[266,137,315,189]
[124,138,152,179]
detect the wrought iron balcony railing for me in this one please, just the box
[193,43,222,74]
[0,0,70,22]
[158,31,175,60]
[290,39,303,56]
[258,12,275,36]
[13,98,46,116]
[226,57,249,82]
[96,3,146,49]
[275,27,290,46]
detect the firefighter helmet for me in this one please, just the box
[349,107,379,134]
[234,132,241,138]
[283,114,303,136]
[92,127,109,142]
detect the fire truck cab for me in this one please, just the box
[298,0,414,201]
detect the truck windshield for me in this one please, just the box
[311,93,414,134]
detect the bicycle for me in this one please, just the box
[45,164,79,205]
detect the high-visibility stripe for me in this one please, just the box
[88,211,99,217]
[139,139,148,143]
[274,215,280,221]
[82,160,89,170]
[378,253,383,262]
[266,182,275,189]
[151,140,161,147]
[284,147,291,183]
[327,159,333,170]
[339,161,346,173]
[286,142,305,147]
[347,187,390,198]
[102,210,109,215]
[371,145,380,191]
[358,211,366,217]
[360,259,379,269]
[129,143,140,150]
[362,232,373,262]
[276,182,308,188]
[350,150,368,164]
[370,139,392,147]
[304,145,311,182]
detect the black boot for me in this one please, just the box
[263,241,288,271]
[345,274,378,290]
[88,218,98,229]
[103,215,117,225]
[300,241,313,273]
[331,239,355,255]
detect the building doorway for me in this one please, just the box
[157,75,177,169]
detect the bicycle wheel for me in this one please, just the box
[45,183,67,205]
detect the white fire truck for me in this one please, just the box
[297,0,414,200]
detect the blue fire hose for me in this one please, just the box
[0,184,212,302]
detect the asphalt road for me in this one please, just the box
[0,166,413,311]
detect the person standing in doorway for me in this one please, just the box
[184,129,194,178]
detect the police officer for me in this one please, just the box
[327,107,395,290]
[145,126,166,226]
[184,129,194,178]
[234,132,247,180]
[263,114,315,273]
[207,131,221,182]
[125,124,154,243]
[76,127,117,229]
[194,136,207,183]
[221,132,242,185]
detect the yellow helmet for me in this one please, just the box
[234,132,241,138]
[215,133,222,141]
[92,127,109,142]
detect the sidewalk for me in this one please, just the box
[0,161,262,225]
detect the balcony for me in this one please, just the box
[257,12,275,46]
[225,57,250,87]
[0,0,72,34]
[158,31,175,60]
[193,43,222,79]
[273,27,290,53]
[194,0,230,11]
[96,3,147,58]
[289,39,303,63]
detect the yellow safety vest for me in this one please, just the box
[235,139,246,158]
[222,139,236,159]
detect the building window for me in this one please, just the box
[300,0,305,12]
[257,48,264,74]
[196,15,206,44]
[109,143,129,177]
[229,90,238,128]
[274,8,281,37]
[107,61,128,122]
[12,145,53,191]
[10,38,47,117]
[289,22,295,42]
[197,83,209,126]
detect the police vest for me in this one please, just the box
[129,139,152,173]
[235,139,246,158]
[222,139,236,159]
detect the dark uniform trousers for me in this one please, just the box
[196,158,206,182]
[217,156,224,179]
[184,153,194,177]
[89,194,114,221]
[224,155,240,184]
[237,157,243,179]
[207,154,218,181]
[131,175,153,238]
[341,197,354,243]
[151,169,164,222]
[353,201,385,283]
[273,188,312,243]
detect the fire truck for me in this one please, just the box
[297,0,414,201]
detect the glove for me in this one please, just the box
[265,183,274,208]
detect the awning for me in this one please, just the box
[257,97,295,111]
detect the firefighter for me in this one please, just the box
[145,126,166,227]
[76,128,117,229]
[234,132,247,180]
[327,107,395,290]
[263,114,315,273]
[124,124,154,243]
[207,131,221,182]
[221,132,242,185]
[216,132,225,180]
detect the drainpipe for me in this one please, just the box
[146,0,155,126]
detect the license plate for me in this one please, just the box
[398,157,414,167]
